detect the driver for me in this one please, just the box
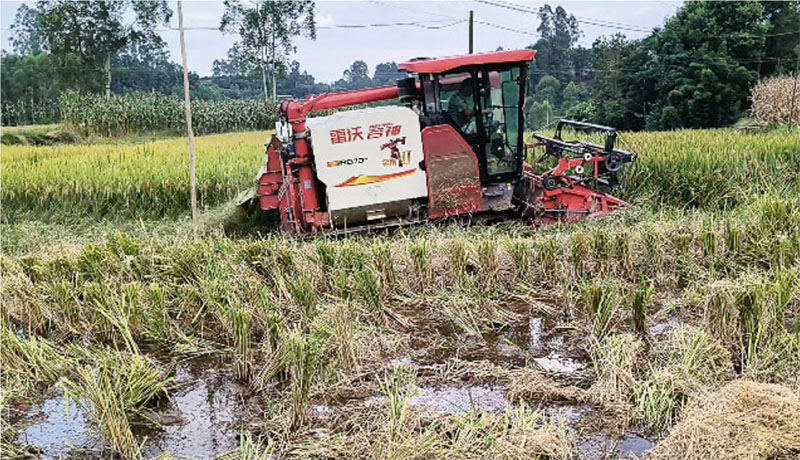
[447,78,475,132]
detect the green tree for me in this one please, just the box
[590,1,769,130]
[534,75,561,106]
[527,4,582,90]
[278,60,329,98]
[26,1,173,98]
[561,81,581,111]
[338,60,372,90]
[528,100,554,129]
[112,42,182,95]
[645,1,766,129]
[9,4,46,55]
[220,0,316,101]
[372,62,405,85]
[760,1,800,76]
[565,100,597,122]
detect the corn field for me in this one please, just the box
[59,91,277,136]
[1,99,61,126]
[750,75,800,128]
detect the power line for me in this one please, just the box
[317,19,465,30]
[367,0,538,38]
[475,0,800,39]
[368,0,457,20]
[475,0,652,33]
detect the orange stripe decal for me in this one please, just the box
[334,168,417,187]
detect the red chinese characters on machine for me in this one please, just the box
[329,123,402,144]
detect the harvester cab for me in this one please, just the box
[253,49,636,235]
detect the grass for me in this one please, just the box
[2,128,800,459]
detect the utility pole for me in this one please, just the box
[105,54,112,98]
[271,28,277,101]
[790,37,799,132]
[178,0,199,231]
[468,10,474,54]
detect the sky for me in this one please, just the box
[0,0,683,83]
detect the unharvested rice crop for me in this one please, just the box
[4,129,798,224]
[2,131,265,221]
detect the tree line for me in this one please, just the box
[2,1,798,131]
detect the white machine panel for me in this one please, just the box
[307,106,428,211]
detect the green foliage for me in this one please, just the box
[59,91,277,136]
[527,100,555,129]
[564,100,596,122]
[561,81,581,111]
[220,0,316,100]
[534,75,561,105]
[589,1,782,130]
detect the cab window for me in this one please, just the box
[478,68,522,176]
[437,72,477,136]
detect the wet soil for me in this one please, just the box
[14,360,246,460]
[12,304,657,459]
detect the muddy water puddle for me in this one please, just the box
[15,360,245,460]
[410,384,509,414]
[580,432,655,459]
[16,392,103,460]
[136,362,244,459]
[405,301,588,372]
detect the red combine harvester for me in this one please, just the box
[252,49,636,235]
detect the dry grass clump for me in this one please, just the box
[635,327,733,432]
[507,369,586,404]
[750,75,800,127]
[648,380,800,460]
[587,334,644,414]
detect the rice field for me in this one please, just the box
[2,127,799,460]
[2,131,266,222]
[3,129,798,225]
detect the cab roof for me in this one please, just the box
[398,49,536,74]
